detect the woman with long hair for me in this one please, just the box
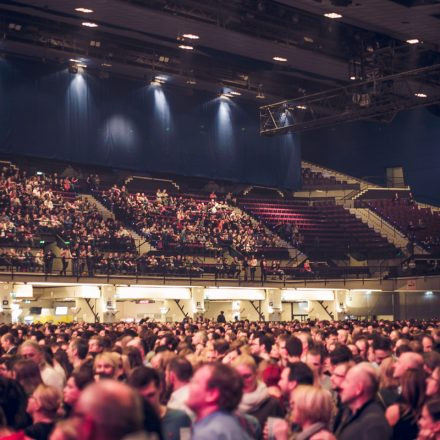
[386,368,427,440]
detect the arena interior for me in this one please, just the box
[0,1,439,440]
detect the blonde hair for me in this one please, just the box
[291,385,334,427]
[379,357,399,389]
[231,354,257,372]
[33,384,61,418]
[94,352,119,371]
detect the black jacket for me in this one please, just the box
[334,399,391,440]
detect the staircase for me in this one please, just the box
[347,207,427,255]
[81,194,154,255]
[231,205,306,264]
[81,194,114,220]
[302,160,367,186]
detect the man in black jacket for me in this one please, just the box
[334,362,391,440]
[217,311,226,323]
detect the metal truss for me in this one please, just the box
[260,64,440,135]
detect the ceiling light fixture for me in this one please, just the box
[324,12,342,19]
[182,33,199,40]
[273,56,287,62]
[82,22,98,27]
[414,92,427,98]
[179,44,194,50]
[75,7,93,13]
[406,39,420,44]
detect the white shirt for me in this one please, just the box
[41,362,66,392]
[167,384,195,421]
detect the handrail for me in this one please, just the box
[0,256,436,282]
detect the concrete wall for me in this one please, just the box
[398,292,440,320]
[204,300,261,322]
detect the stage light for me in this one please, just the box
[69,58,82,63]
[186,78,197,85]
[304,36,314,43]
[68,64,79,74]
[415,92,427,98]
[179,44,194,50]
[75,7,93,13]
[8,23,22,31]
[406,39,419,44]
[101,63,112,67]
[425,291,433,296]
[90,40,101,47]
[82,22,98,27]
[296,105,307,110]
[273,56,287,62]
[324,12,343,18]
[230,91,241,96]
[182,33,199,40]
[350,75,356,80]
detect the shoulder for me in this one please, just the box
[385,403,400,426]
[164,408,191,424]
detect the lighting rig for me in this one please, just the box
[260,64,440,135]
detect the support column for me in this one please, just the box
[192,287,205,320]
[99,285,117,324]
[264,288,282,321]
[0,283,13,324]
[334,290,347,321]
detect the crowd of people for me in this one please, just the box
[100,185,284,256]
[0,318,438,440]
[0,165,134,258]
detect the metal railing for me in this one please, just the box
[0,257,438,286]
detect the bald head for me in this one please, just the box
[76,380,143,440]
[340,362,379,409]
[393,352,424,379]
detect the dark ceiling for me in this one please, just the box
[0,0,439,101]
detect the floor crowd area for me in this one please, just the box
[0,318,439,440]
